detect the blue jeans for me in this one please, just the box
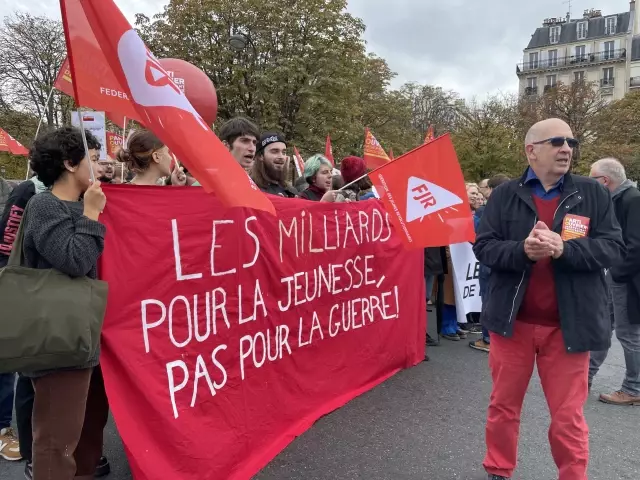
[442,304,458,335]
[482,327,491,344]
[0,373,14,429]
[425,274,435,301]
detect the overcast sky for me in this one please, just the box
[4,0,633,99]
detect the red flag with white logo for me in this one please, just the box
[370,134,474,248]
[293,146,305,177]
[55,57,128,129]
[324,135,334,166]
[60,0,274,214]
[363,128,391,170]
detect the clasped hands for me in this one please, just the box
[524,221,564,261]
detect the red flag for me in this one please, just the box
[363,128,391,170]
[424,125,435,144]
[324,135,334,166]
[371,134,474,249]
[60,0,275,214]
[106,131,123,157]
[54,57,75,97]
[0,129,10,152]
[389,148,394,160]
[292,146,305,177]
[7,134,29,156]
[55,57,128,129]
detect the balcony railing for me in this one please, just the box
[524,86,538,95]
[600,78,615,88]
[630,76,640,88]
[517,48,626,74]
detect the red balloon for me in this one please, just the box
[158,58,218,126]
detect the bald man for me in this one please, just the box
[473,118,625,480]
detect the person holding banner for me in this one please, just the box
[251,133,298,198]
[299,154,335,201]
[117,130,186,186]
[18,127,110,480]
[474,118,625,480]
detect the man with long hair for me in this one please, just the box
[250,132,297,198]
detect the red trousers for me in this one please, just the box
[484,322,589,479]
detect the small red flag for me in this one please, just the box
[0,128,28,156]
[60,0,275,214]
[293,146,305,177]
[324,135,334,166]
[0,129,10,152]
[363,128,391,170]
[371,134,474,249]
[424,125,435,144]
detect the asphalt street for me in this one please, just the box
[1,311,639,480]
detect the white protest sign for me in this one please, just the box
[71,111,107,160]
[450,242,482,325]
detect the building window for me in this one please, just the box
[526,77,538,95]
[546,75,557,86]
[577,21,588,40]
[548,50,558,67]
[550,26,561,44]
[529,52,539,70]
[575,45,586,61]
[603,41,615,60]
[605,16,617,35]
[602,67,614,87]
[574,71,585,83]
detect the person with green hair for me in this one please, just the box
[299,154,336,201]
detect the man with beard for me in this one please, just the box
[97,157,116,183]
[250,132,298,197]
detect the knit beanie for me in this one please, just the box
[340,156,366,184]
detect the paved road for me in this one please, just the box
[2,314,639,480]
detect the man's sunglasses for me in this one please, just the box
[532,136,579,148]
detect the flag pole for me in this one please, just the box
[77,113,97,183]
[338,173,369,191]
[26,86,56,180]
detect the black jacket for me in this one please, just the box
[424,247,447,276]
[473,171,625,353]
[0,180,37,267]
[609,183,640,325]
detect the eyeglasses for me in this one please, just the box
[532,136,579,148]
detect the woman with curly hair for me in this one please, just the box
[21,126,109,480]
[117,129,186,186]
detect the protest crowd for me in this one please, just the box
[1,2,639,480]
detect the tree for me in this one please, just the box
[582,91,640,179]
[400,83,462,138]
[517,81,607,171]
[452,94,524,181]
[0,13,70,130]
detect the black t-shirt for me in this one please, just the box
[0,180,37,267]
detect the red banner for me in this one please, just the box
[98,186,426,480]
[371,134,475,248]
[0,129,11,152]
[106,131,123,157]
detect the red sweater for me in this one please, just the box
[516,196,560,326]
